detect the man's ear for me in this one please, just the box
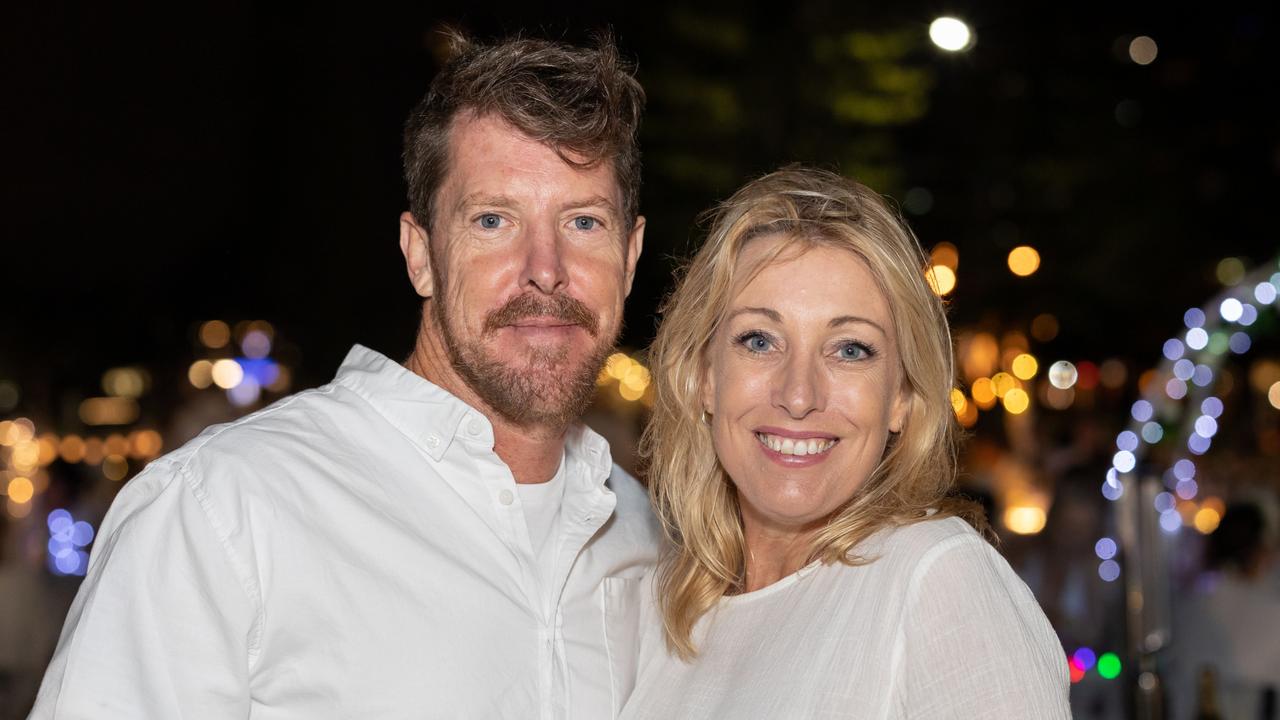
[622,215,646,297]
[399,211,434,298]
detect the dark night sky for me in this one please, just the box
[4,2,1279,417]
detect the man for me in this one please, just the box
[31,32,658,719]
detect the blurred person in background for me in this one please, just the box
[30,31,659,719]
[623,167,1070,718]
[1171,501,1280,720]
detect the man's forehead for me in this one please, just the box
[440,112,622,206]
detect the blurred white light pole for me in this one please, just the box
[929,17,974,52]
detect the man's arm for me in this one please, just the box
[30,460,259,719]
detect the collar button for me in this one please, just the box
[426,435,440,448]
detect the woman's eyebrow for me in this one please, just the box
[726,306,782,323]
[828,315,888,337]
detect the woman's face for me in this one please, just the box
[703,235,910,538]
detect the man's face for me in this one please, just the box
[406,113,644,428]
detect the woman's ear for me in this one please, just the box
[399,211,434,298]
[888,385,912,435]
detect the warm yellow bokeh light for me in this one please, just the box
[59,435,86,463]
[1011,353,1039,380]
[962,333,1000,381]
[1003,387,1031,414]
[103,454,129,482]
[991,372,1017,398]
[211,359,244,390]
[950,388,967,415]
[618,382,644,402]
[930,242,959,271]
[1004,506,1047,535]
[11,441,40,473]
[37,435,59,465]
[188,360,214,389]
[200,320,232,349]
[6,477,35,504]
[128,429,164,459]
[1270,381,1280,410]
[79,397,140,426]
[1007,246,1041,277]
[102,367,148,398]
[925,265,957,296]
[971,378,997,409]
[1194,507,1222,534]
[605,353,633,380]
[83,438,105,465]
[621,364,651,392]
[958,400,979,428]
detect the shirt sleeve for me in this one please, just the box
[28,460,260,719]
[894,532,1071,718]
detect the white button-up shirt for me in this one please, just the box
[31,345,661,719]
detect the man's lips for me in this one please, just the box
[505,316,580,328]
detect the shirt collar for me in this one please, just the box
[333,345,615,481]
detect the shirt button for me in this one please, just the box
[426,435,440,448]
[467,418,483,436]
[499,489,514,506]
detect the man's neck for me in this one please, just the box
[405,318,567,485]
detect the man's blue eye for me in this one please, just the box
[574,216,597,231]
[479,214,502,229]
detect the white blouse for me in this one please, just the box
[621,517,1071,719]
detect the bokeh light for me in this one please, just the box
[925,265,956,296]
[1004,506,1046,534]
[930,242,959,271]
[211,359,245,390]
[1011,353,1038,380]
[1128,35,1158,65]
[199,320,232,348]
[1048,361,1077,389]
[1002,388,1030,414]
[1007,246,1041,276]
[1215,257,1245,286]
[929,17,974,51]
[1097,653,1122,679]
[7,476,35,504]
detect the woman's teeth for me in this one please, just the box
[755,433,837,456]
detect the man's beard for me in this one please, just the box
[434,291,616,429]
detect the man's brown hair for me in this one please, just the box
[403,31,645,231]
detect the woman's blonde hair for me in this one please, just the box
[641,165,982,660]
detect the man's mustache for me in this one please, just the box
[484,293,599,337]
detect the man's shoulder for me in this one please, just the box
[605,464,662,546]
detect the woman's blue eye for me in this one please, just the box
[478,214,502,229]
[574,216,597,230]
[742,333,771,352]
[838,343,869,360]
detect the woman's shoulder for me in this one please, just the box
[872,514,987,560]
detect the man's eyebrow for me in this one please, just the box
[828,315,889,336]
[455,193,517,211]
[562,195,619,213]
[726,306,782,323]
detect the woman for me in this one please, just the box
[623,167,1070,718]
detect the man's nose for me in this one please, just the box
[519,222,569,295]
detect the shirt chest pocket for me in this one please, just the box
[601,576,643,713]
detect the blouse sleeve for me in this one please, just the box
[894,532,1072,718]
